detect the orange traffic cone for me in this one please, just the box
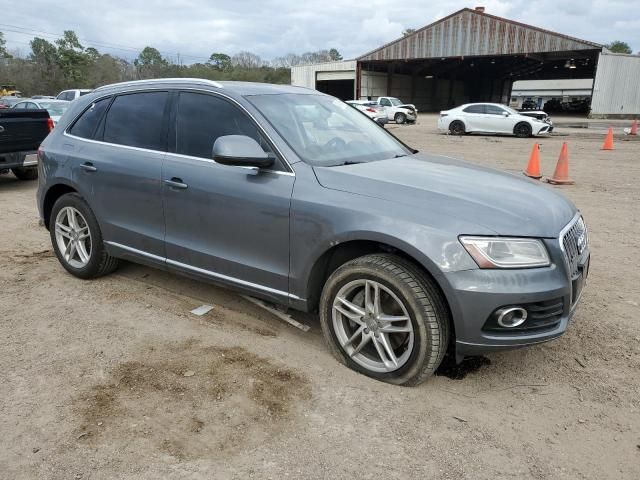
[546,142,574,185]
[602,127,614,150]
[630,119,638,136]
[523,143,542,179]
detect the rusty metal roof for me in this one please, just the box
[358,8,601,62]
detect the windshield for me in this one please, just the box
[389,97,403,106]
[39,102,69,117]
[248,94,412,167]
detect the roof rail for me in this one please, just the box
[94,78,224,92]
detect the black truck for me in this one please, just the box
[0,109,52,180]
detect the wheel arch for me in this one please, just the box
[42,181,79,229]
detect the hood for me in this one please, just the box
[314,154,577,237]
[398,104,416,112]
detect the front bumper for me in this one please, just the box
[443,241,589,358]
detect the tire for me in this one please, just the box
[394,112,406,124]
[449,120,465,135]
[514,122,533,138]
[12,167,38,181]
[319,254,450,386]
[50,193,119,279]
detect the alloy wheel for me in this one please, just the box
[332,279,414,373]
[54,206,92,269]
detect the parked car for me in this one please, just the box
[37,79,589,385]
[13,99,70,125]
[56,89,93,101]
[346,100,388,126]
[31,95,57,100]
[520,99,538,110]
[0,108,53,180]
[0,96,22,109]
[374,96,417,124]
[438,103,553,137]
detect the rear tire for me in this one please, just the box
[394,112,407,124]
[319,254,450,386]
[514,122,533,138]
[50,193,119,279]
[12,167,38,181]
[449,120,465,135]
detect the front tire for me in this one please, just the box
[319,254,450,386]
[12,167,38,180]
[394,112,407,124]
[50,193,119,279]
[514,122,533,138]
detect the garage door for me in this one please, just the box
[317,71,356,81]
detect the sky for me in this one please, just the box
[2,0,638,62]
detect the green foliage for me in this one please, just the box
[402,28,416,37]
[0,29,328,96]
[605,40,632,54]
[0,32,11,59]
[329,48,342,61]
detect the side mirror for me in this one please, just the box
[502,111,510,117]
[212,135,274,168]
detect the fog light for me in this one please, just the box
[495,307,528,328]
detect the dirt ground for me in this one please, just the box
[1,117,639,479]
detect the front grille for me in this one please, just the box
[561,216,587,277]
[483,298,564,333]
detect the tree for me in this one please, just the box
[402,28,416,37]
[55,30,89,84]
[208,52,231,71]
[0,32,11,59]
[231,51,263,69]
[605,40,632,54]
[329,48,343,61]
[134,46,168,67]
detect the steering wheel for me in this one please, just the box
[326,137,347,150]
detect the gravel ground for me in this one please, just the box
[1,117,639,479]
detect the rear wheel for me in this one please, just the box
[449,120,465,135]
[12,167,38,180]
[319,254,450,386]
[50,193,119,279]
[394,112,407,124]
[514,122,533,138]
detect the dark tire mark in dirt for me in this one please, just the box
[73,340,310,460]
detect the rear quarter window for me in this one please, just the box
[68,97,111,139]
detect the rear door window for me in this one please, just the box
[103,92,169,151]
[174,91,279,167]
[68,97,111,139]
[463,104,485,114]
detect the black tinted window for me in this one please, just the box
[68,97,111,139]
[463,104,485,114]
[175,92,273,160]
[485,105,506,115]
[103,92,168,150]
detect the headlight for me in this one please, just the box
[459,236,550,268]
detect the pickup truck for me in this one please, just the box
[374,96,418,124]
[0,109,52,180]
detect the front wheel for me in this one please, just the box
[50,193,119,279]
[514,122,533,138]
[12,167,38,180]
[319,254,450,386]
[394,112,407,124]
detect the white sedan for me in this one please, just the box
[438,103,553,137]
[13,99,70,125]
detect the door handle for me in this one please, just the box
[164,177,188,189]
[80,162,97,172]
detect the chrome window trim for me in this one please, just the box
[63,87,295,175]
[105,241,301,300]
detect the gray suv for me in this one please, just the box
[37,79,590,385]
